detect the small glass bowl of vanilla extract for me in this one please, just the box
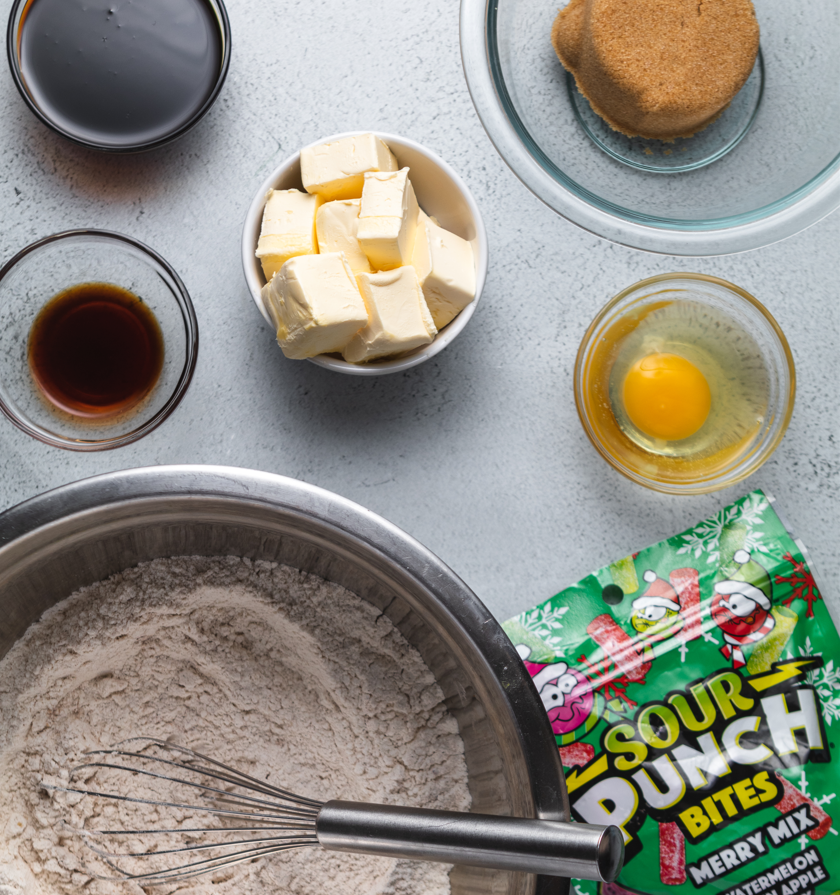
[0,230,198,450]
[574,274,796,495]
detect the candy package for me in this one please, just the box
[505,491,836,895]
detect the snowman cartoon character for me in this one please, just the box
[516,645,594,738]
[711,549,775,669]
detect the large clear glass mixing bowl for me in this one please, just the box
[460,0,840,255]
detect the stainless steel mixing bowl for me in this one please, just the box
[0,465,570,895]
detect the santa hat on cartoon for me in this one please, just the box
[632,570,681,614]
[715,550,772,609]
[712,549,775,668]
[515,644,571,691]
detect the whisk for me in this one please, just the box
[42,738,624,886]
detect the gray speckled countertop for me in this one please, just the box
[0,0,837,622]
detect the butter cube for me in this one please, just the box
[301,134,398,202]
[344,267,437,364]
[256,189,320,282]
[357,169,419,271]
[316,199,371,276]
[411,219,476,329]
[263,253,368,360]
[419,208,443,227]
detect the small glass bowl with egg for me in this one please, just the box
[241,132,488,375]
[574,273,795,494]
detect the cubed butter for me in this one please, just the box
[264,253,368,360]
[301,134,398,202]
[357,169,419,271]
[316,199,371,275]
[343,266,437,364]
[411,218,476,329]
[256,189,320,282]
[419,208,440,227]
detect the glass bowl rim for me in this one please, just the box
[5,0,232,153]
[0,228,199,451]
[573,272,797,494]
[459,0,840,256]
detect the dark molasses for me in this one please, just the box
[28,282,164,419]
[17,0,225,148]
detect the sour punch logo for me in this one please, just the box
[566,660,829,860]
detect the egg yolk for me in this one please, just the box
[622,352,711,441]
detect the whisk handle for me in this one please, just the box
[316,801,623,881]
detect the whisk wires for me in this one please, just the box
[41,737,324,885]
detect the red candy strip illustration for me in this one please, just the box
[559,742,595,768]
[669,567,702,642]
[659,821,687,885]
[775,772,832,839]
[587,614,651,682]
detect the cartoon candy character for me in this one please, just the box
[711,549,775,669]
[516,645,594,738]
[630,570,686,645]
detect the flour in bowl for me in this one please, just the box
[0,556,471,895]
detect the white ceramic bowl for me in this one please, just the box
[241,132,488,375]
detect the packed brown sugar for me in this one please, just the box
[551,0,760,140]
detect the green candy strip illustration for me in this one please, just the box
[611,556,640,594]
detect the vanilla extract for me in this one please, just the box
[28,282,164,418]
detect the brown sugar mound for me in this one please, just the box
[552,0,759,140]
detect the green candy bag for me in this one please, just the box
[505,491,837,895]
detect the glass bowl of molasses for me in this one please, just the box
[0,230,198,450]
[6,0,230,152]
